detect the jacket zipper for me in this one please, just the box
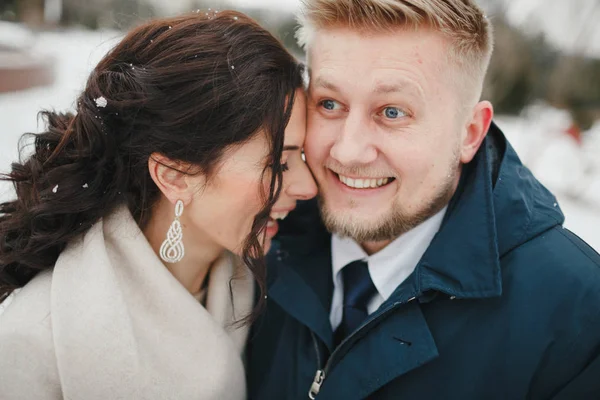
[308,331,324,400]
[308,297,417,399]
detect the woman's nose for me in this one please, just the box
[286,162,317,201]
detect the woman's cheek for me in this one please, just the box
[235,179,266,244]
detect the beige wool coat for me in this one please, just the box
[0,206,254,399]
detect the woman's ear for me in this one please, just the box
[148,153,199,206]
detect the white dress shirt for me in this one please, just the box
[330,207,447,330]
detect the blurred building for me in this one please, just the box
[0,22,55,93]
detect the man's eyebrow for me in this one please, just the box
[313,77,341,92]
[374,82,424,98]
[313,77,424,99]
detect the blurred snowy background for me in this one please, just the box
[0,0,599,250]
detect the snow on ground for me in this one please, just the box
[0,21,37,50]
[0,29,598,252]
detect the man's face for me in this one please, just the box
[305,27,470,246]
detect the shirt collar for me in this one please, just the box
[332,206,447,302]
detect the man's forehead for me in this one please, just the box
[306,29,452,98]
[307,26,450,70]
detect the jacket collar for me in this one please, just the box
[267,226,334,348]
[416,122,564,300]
[413,124,503,300]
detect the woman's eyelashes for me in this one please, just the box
[282,162,290,172]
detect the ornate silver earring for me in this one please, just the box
[160,200,185,263]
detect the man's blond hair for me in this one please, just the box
[297,0,494,104]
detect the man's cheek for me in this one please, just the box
[304,133,321,160]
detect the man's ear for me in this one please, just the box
[148,153,198,206]
[460,100,494,164]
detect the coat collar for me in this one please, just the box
[50,205,251,399]
[267,232,334,348]
[416,122,564,300]
[413,124,503,300]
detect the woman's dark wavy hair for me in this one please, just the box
[0,10,304,315]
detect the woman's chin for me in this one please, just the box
[228,223,276,259]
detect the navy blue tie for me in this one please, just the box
[334,260,377,347]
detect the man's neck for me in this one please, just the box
[361,240,392,256]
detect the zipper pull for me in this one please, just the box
[308,370,325,399]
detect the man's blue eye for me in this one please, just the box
[322,100,338,110]
[384,107,405,119]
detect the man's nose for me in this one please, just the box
[330,111,377,165]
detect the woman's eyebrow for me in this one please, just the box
[283,145,300,151]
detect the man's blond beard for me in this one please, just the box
[318,165,459,243]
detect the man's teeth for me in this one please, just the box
[338,175,391,189]
[270,211,289,220]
